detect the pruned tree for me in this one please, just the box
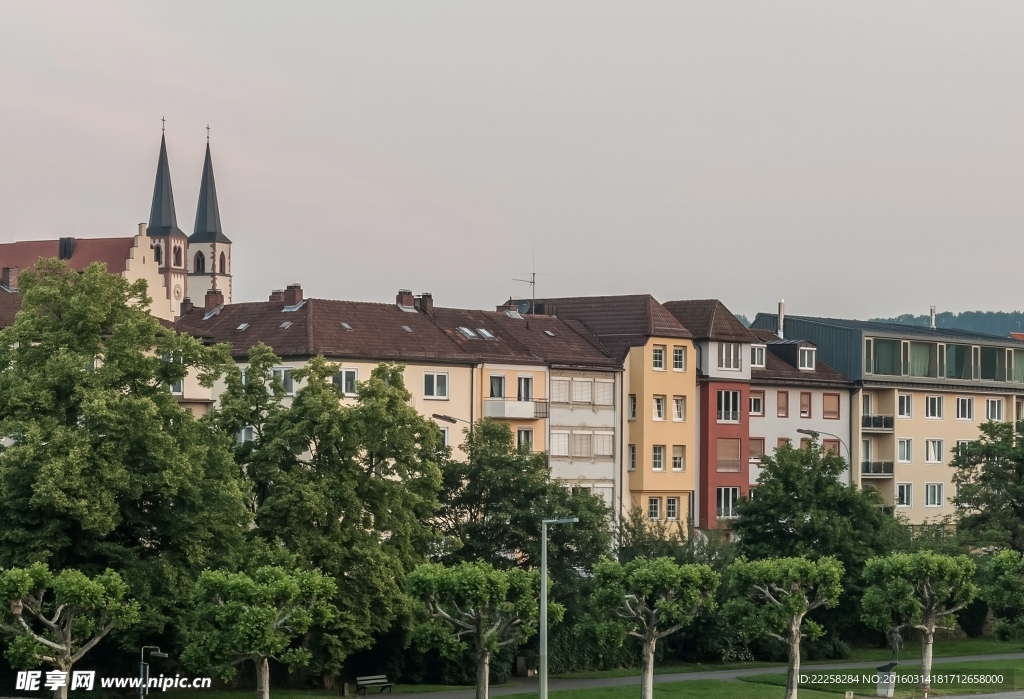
[406,561,548,699]
[0,564,139,699]
[729,556,844,699]
[592,557,719,699]
[861,552,977,691]
[181,566,337,699]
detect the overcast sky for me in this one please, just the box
[1,2,1022,320]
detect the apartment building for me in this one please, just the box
[747,328,854,485]
[751,313,1024,523]
[515,296,697,525]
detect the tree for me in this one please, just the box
[0,260,248,642]
[407,561,548,699]
[181,566,337,699]
[592,557,718,699]
[861,552,977,690]
[983,550,1024,641]
[729,557,844,699]
[0,564,139,699]
[951,421,1024,551]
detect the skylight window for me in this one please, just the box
[282,300,306,312]
[458,327,478,339]
[341,322,352,330]
[504,310,523,320]
[280,321,292,329]
[236,323,249,331]
[478,328,495,339]
[544,330,555,337]
[403,325,414,333]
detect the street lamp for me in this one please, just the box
[139,646,168,699]
[795,428,850,461]
[540,517,578,699]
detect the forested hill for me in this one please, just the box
[869,311,1024,337]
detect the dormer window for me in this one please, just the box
[799,347,816,370]
[751,345,766,368]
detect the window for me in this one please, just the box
[595,380,614,405]
[778,437,791,448]
[272,367,294,396]
[672,445,685,471]
[925,483,944,507]
[458,327,478,339]
[424,372,449,399]
[439,427,449,447]
[717,438,741,472]
[898,438,913,463]
[717,390,741,422]
[823,393,840,420]
[517,429,533,450]
[898,394,913,418]
[751,345,766,368]
[551,379,570,403]
[673,346,686,371]
[572,432,593,458]
[648,497,661,520]
[673,396,686,421]
[517,376,533,401]
[237,425,255,443]
[799,347,816,370]
[194,251,206,273]
[652,345,665,370]
[749,391,764,416]
[573,379,592,403]
[550,432,569,457]
[987,398,1004,421]
[863,393,873,415]
[628,394,637,419]
[897,483,912,507]
[477,328,495,339]
[799,392,812,418]
[653,396,666,420]
[333,368,358,396]
[628,444,637,470]
[170,377,183,395]
[666,497,679,521]
[925,395,943,419]
[749,438,765,460]
[956,397,973,420]
[220,252,227,274]
[925,439,944,463]
[153,245,162,264]
[652,445,665,471]
[777,390,789,418]
[823,439,840,455]
[718,342,741,370]
[173,245,182,267]
[489,375,505,398]
[717,487,740,519]
[594,432,614,456]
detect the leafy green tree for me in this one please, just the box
[983,549,1024,641]
[951,422,1024,551]
[729,557,844,699]
[407,561,547,699]
[182,566,337,699]
[0,564,139,699]
[861,552,977,690]
[592,557,718,699]
[0,260,247,642]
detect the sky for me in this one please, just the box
[1,2,1022,320]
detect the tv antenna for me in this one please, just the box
[513,240,545,314]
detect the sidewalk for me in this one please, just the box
[389,652,1024,699]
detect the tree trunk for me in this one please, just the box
[256,656,271,699]
[920,627,935,691]
[640,635,658,699]
[56,659,71,699]
[475,648,490,699]
[784,619,802,699]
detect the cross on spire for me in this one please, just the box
[206,124,210,141]
[161,116,165,134]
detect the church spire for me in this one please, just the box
[189,141,231,244]
[147,132,185,238]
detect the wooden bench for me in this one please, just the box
[355,676,394,695]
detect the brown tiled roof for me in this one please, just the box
[747,328,851,387]
[748,328,783,343]
[526,295,692,360]
[0,237,135,275]
[0,289,23,328]
[486,313,618,368]
[662,299,757,343]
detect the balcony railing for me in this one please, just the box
[717,410,739,422]
[862,414,894,430]
[861,460,894,476]
[533,399,550,419]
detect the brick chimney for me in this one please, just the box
[1,267,19,290]
[180,297,195,315]
[269,289,285,302]
[205,287,225,312]
[396,289,414,308]
[282,283,303,306]
[415,293,434,314]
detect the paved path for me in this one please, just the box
[388,652,1024,699]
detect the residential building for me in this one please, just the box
[751,312,1024,523]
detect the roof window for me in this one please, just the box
[341,322,352,330]
[478,328,496,339]
[544,330,555,337]
[403,325,414,333]
[504,310,523,320]
[398,304,418,313]
[280,321,293,329]
[236,323,249,331]
[282,300,306,312]
[458,327,478,339]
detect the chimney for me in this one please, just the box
[268,289,285,302]
[777,299,785,339]
[282,283,303,306]
[205,287,225,312]
[415,292,434,314]
[396,289,414,308]
[929,306,936,329]
[180,297,195,315]
[1,267,19,290]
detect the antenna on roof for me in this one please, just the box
[514,240,545,314]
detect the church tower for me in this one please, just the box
[146,132,189,311]
[188,141,232,304]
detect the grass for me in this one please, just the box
[161,684,518,699]
[509,679,838,699]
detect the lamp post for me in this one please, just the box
[431,414,469,424]
[540,517,577,699]
[139,646,168,699]
[796,428,850,462]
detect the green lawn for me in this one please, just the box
[530,679,838,699]
[162,685,512,699]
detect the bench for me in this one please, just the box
[355,676,394,695]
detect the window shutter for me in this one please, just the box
[716,438,741,472]
[550,432,569,456]
[572,432,593,457]
[573,380,593,403]
[594,380,614,405]
[593,433,613,456]
[551,379,570,403]
[823,393,840,419]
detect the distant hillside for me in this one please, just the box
[869,311,1024,337]
[735,313,751,327]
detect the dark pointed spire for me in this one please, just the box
[147,133,186,238]
[190,142,231,244]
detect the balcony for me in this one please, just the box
[484,398,549,420]
[862,414,894,432]
[861,461,894,477]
